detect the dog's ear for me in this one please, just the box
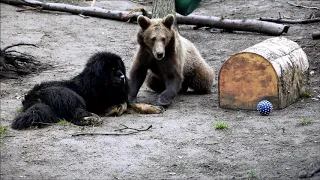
[162,14,174,29]
[138,15,151,30]
[93,60,107,79]
[85,55,107,79]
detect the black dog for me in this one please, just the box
[11,52,128,130]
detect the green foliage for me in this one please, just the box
[17,107,23,113]
[59,119,69,125]
[135,144,142,148]
[301,91,312,98]
[299,119,312,126]
[247,170,258,179]
[215,121,229,130]
[0,126,8,138]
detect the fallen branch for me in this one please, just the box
[71,125,152,136]
[115,124,148,131]
[175,15,289,35]
[0,0,289,36]
[0,43,51,79]
[312,31,320,40]
[287,1,320,11]
[259,17,320,24]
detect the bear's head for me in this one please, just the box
[137,14,175,60]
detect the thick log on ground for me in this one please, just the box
[175,14,289,35]
[219,37,309,110]
[0,0,289,36]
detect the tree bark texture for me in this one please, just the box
[151,0,175,19]
[151,0,178,29]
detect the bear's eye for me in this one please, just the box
[161,37,166,42]
[151,37,156,42]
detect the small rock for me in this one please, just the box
[310,71,315,76]
[298,170,308,178]
[169,172,176,175]
[311,98,319,101]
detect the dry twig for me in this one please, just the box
[71,125,152,136]
[259,17,320,24]
[287,1,320,10]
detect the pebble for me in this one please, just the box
[298,170,308,178]
[310,71,315,76]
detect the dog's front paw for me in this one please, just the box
[82,113,102,126]
[105,102,127,116]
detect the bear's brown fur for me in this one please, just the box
[129,14,214,106]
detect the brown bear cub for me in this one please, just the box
[129,14,214,106]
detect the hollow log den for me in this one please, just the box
[219,37,309,110]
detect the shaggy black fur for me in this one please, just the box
[11,52,128,130]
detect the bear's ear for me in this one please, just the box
[162,14,174,29]
[137,15,151,30]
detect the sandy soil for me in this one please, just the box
[1,0,320,179]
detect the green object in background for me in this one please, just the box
[175,0,201,16]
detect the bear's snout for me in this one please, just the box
[156,52,164,59]
[153,41,166,60]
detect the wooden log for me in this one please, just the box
[219,37,309,110]
[175,15,289,35]
[0,0,289,36]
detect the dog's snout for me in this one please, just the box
[116,70,125,79]
[156,52,164,59]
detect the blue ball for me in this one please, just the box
[257,100,273,116]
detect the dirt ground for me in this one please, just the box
[1,0,320,179]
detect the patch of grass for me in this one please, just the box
[299,119,312,126]
[247,170,258,179]
[215,121,228,130]
[58,119,69,125]
[17,107,23,113]
[301,91,312,98]
[0,126,8,138]
[135,144,142,148]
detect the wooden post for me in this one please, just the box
[152,0,178,28]
[152,0,175,18]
